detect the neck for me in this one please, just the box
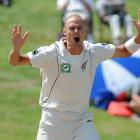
[69,48,83,55]
[65,44,83,55]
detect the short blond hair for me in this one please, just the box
[64,14,87,27]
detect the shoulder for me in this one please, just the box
[84,41,114,50]
[27,42,59,61]
[33,40,64,56]
[84,41,115,55]
[34,42,58,55]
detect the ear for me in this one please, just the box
[63,27,67,37]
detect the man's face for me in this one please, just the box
[63,16,87,47]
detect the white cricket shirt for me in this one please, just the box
[27,40,115,118]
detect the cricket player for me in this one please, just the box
[9,9,140,140]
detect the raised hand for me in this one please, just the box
[11,25,29,50]
[133,9,140,43]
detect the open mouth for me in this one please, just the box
[74,37,80,43]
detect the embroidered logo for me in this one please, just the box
[60,63,71,73]
[32,50,39,55]
[81,60,87,72]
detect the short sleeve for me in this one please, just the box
[26,47,47,69]
[91,43,115,64]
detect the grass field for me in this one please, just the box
[0,0,140,140]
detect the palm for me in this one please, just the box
[11,25,29,49]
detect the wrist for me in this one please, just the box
[125,36,140,53]
[12,47,20,53]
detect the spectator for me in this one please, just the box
[57,0,94,42]
[96,0,133,45]
[0,0,12,7]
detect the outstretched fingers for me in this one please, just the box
[133,9,140,33]
[12,24,26,37]
[12,25,17,37]
[138,9,140,19]
[23,31,29,41]
[17,25,21,35]
[132,20,139,31]
[11,24,30,49]
[12,25,22,40]
[137,9,140,26]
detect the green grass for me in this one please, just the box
[91,108,140,140]
[0,0,140,140]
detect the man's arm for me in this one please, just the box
[112,9,140,58]
[8,25,31,66]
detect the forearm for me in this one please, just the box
[112,44,132,58]
[8,48,30,66]
[113,35,140,58]
[9,47,20,66]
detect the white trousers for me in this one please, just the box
[36,109,100,140]
[108,14,133,45]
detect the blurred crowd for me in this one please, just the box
[57,0,94,42]
[0,0,11,7]
[56,0,133,45]
[3,0,132,45]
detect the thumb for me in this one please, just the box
[23,31,30,41]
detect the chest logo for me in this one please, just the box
[60,63,71,73]
[81,60,87,72]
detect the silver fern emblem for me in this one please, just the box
[81,60,87,72]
